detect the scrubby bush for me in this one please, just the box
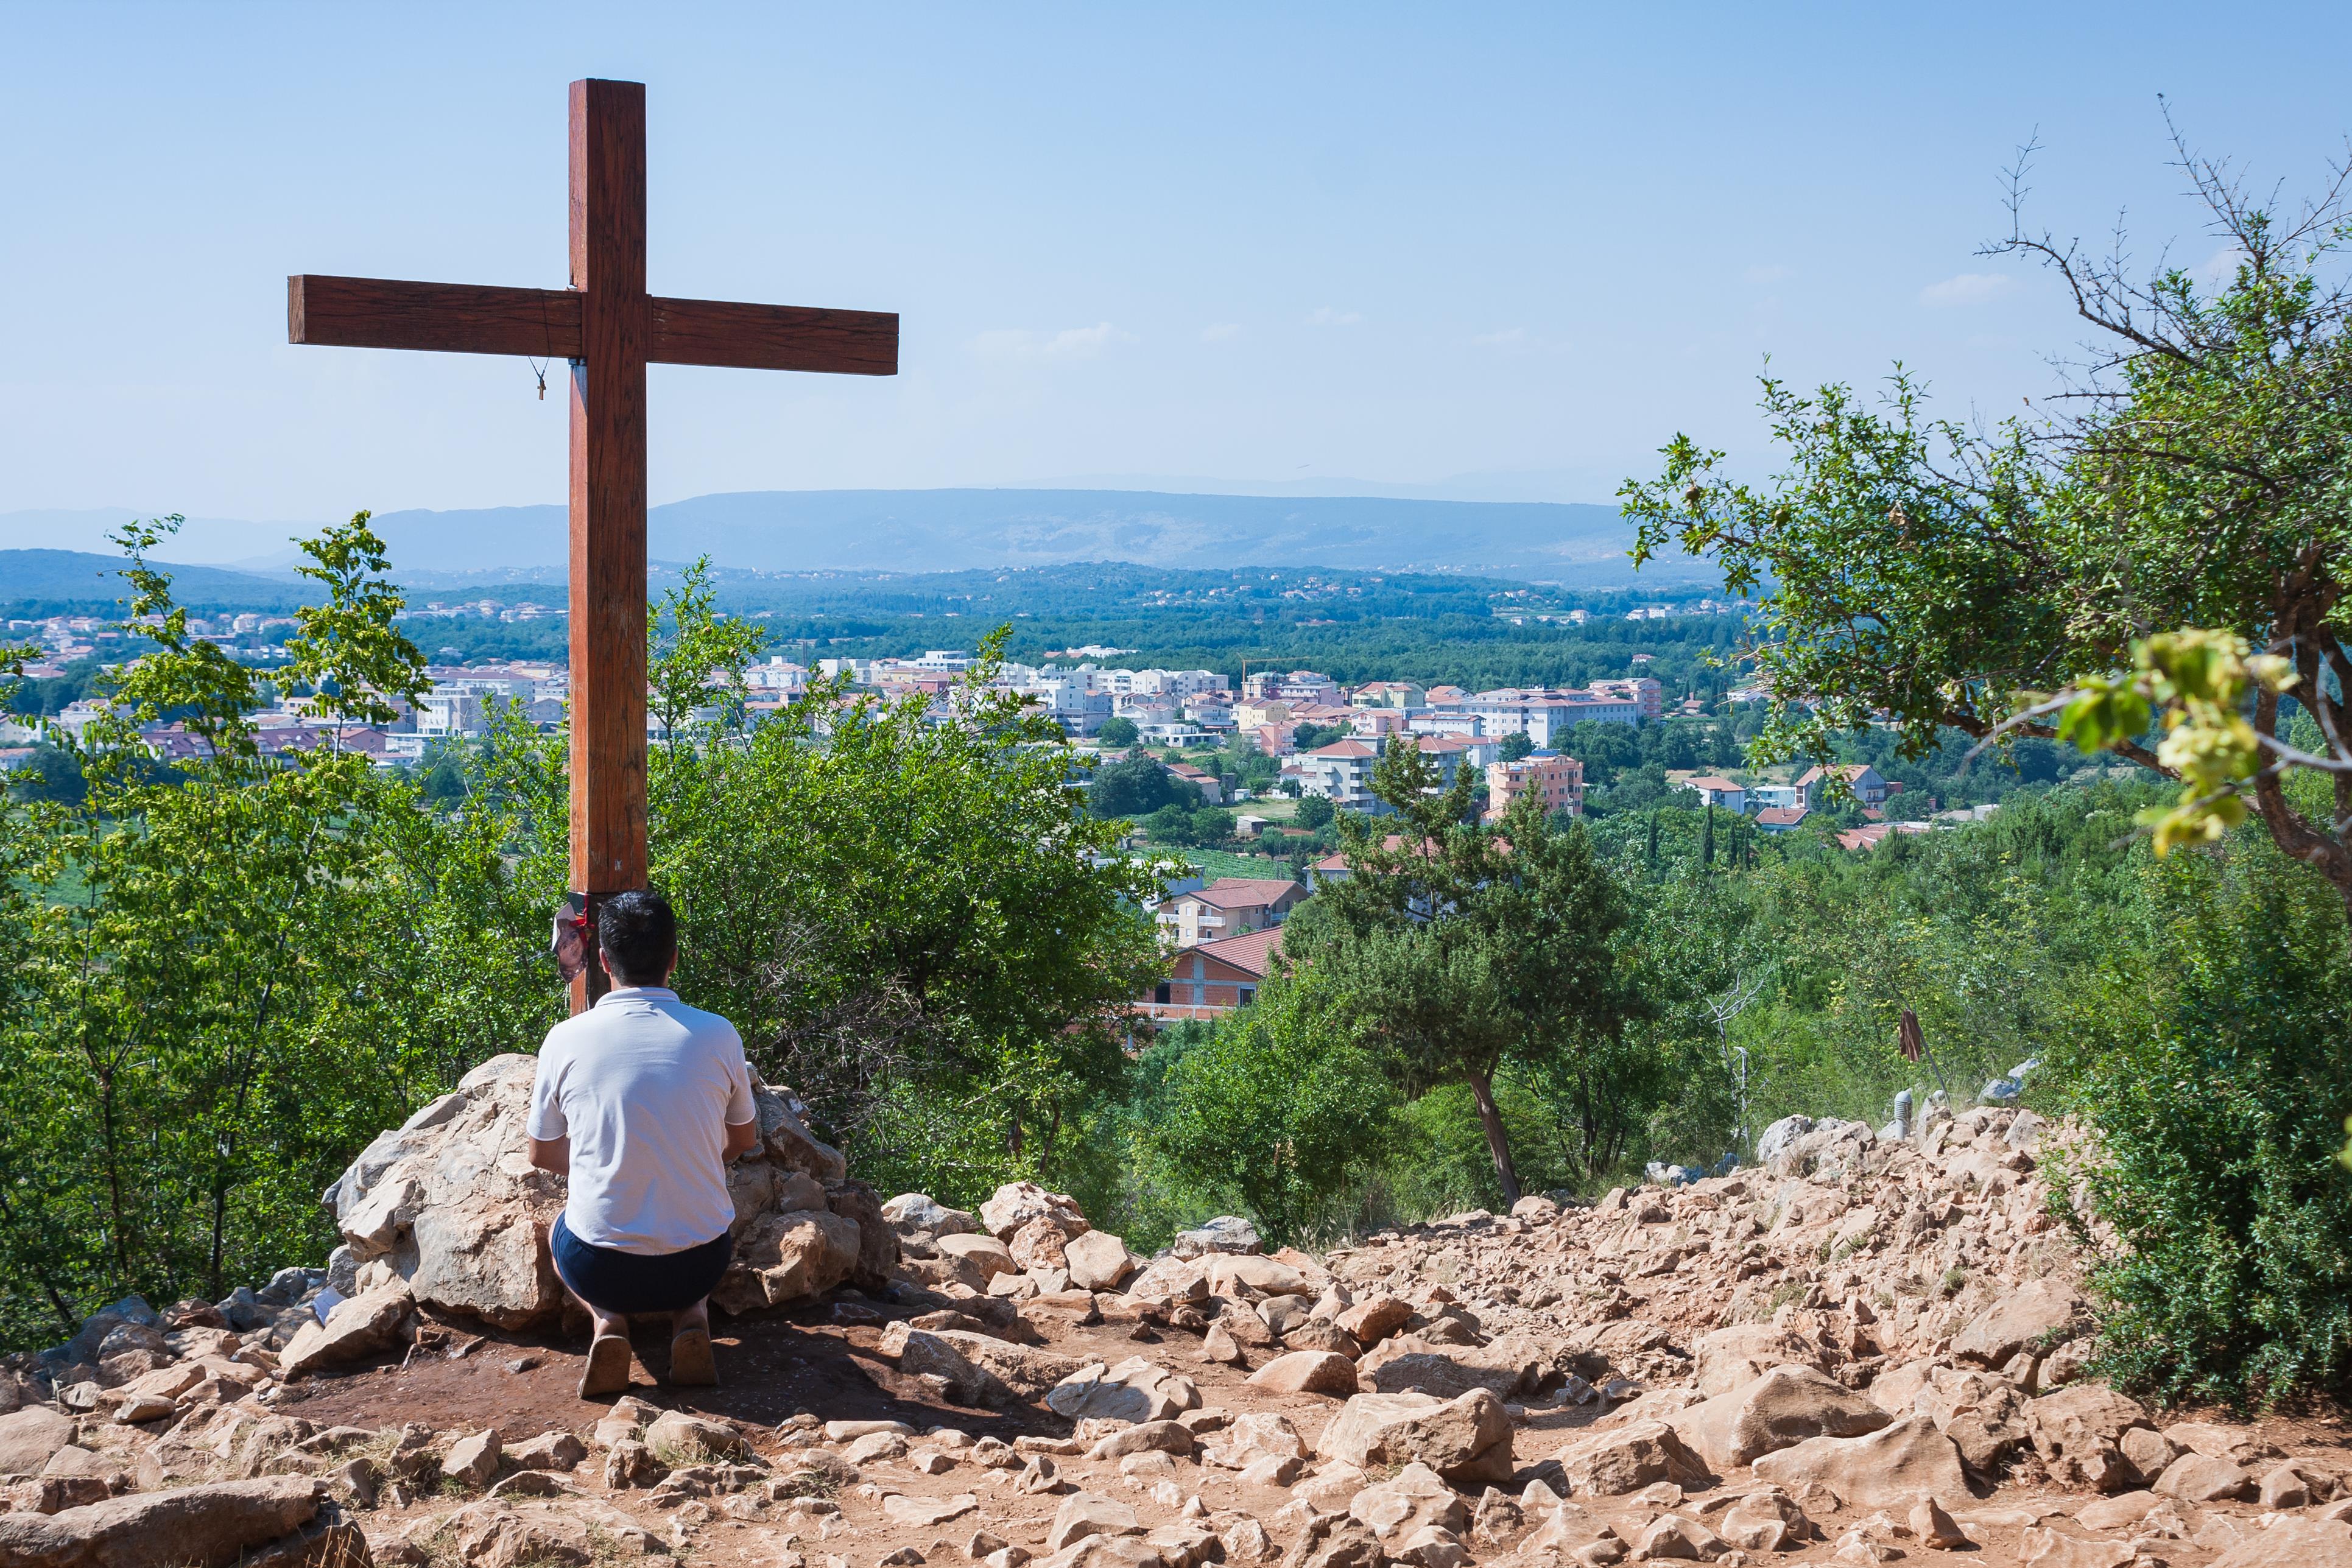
[2046,836,2352,1405]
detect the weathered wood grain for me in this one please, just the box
[288,275,580,357]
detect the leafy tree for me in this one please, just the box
[0,515,548,1346]
[1294,795,1336,830]
[1498,732,1534,762]
[1144,803,1199,845]
[420,754,468,810]
[1292,744,1639,1206]
[1622,133,2352,919]
[1090,756,1185,820]
[477,601,1163,1207]
[1096,715,1140,747]
[7,744,84,804]
[1148,975,1395,1244]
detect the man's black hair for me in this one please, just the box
[598,888,677,986]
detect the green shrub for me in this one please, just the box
[2048,835,2352,1405]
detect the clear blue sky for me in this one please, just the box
[3,2,2347,524]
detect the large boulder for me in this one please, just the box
[979,1182,1089,1243]
[1360,1332,1551,1399]
[0,1407,79,1476]
[1554,1419,1711,1497]
[1047,1358,1204,1422]
[1066,1230,1143,1292]
[2208,1516,2352,1567]
[1691,1324,1825,1397]
[883,1194,980,1241]
[1317,1389,1515,1488]
[1751,1415,1970,1511]
[1665,1365,1890,1470]
[2026,1383,2157,1493]
[713,1208,862,1313]
[1952,1278,2083,1368]
[278,1282,414,1379]
[1171,1216,1263,1259]
[0,1475,355,1568]
[320,1055,874,1329]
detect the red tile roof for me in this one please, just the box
[1309,740,1379,758]
[1755,806,1810,827]
[1183,877,1305,910]
[1196,925,1285,979]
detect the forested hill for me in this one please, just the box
[0,490,1714,588]
[0,549,315,614]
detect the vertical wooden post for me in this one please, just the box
[566,79,650,1013]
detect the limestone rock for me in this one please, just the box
[1171,1216,1262,1259]
[1666,1364,1890,1470]
[1361,1332,1547,1400]
[1719,1489,1812,1553]
[0,1408,79,1477]
[1126,1256,1211,1303]
[981,1182,1090,1243]
[716,1207,863,1313]
[1632,1513,1727,1562]
[435,1496,660,1566]
[2155,1452,2255,1503]
[1951,1278,2082,1368]
[1912,1367,2032,1476]
[1750,1415,1969,1512]
[278,1282,414,1379]
[644,1411,750,1461]
[1691,1324,1823,1398]
[882,1193,980,1240]
[0,1475,331,1568]
[506,1431,587,1472]
[1348,1462,1468,1542]
[1050,1491,1145,1552]
[823,1178,901,1292]
[1279,1513,1385,1568]
[937,1233,1021,1284]
[932,1331,1085,1400]
[2207,1516,2352,1567]
[440,1429,502,1488]
[1248,1351,1359,1397]
[1554,1419,1710,1497]
[1066,1230,1143,1293]
[1317,1389,1515,1488]
[2014,1527,2138,1567]
[2026,1384,2155,1493]
[1206,1254,1308,1298]
[1205,1413,1309,1471]
[1012,1217,1079,1273]
[879,1324,1012,1407]
[1047,1358,1203,1423]
[1334,1296,1415,1347]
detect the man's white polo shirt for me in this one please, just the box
[527,985,756,1256]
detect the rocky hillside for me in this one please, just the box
[2,1094,2348,1567]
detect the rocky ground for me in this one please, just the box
[3,1094,2349,1568]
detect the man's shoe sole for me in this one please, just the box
[669,1327,718,1387]
[579,1334,634,1399]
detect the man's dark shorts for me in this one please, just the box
[552,1214,733,1316]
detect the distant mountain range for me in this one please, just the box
[0,488,1717,589]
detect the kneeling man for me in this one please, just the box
[528,888,759,1397]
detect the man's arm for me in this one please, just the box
[723,1119,759,1162]
[528,1136,570,1175]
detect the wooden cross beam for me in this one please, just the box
[287,78,897,1013]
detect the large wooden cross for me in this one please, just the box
[286,79,897,1012]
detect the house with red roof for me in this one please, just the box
[1139,926,1286,1020]
[1149,876,1308,947]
